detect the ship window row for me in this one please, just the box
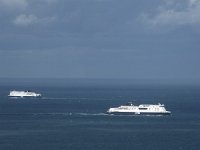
[139,108,148,110]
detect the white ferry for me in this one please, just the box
[8,90,41,98]
[107,102,171,115]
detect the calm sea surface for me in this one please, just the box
[0,80,200,150]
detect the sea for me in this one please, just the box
[0,79,200,150]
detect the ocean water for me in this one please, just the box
[0,80,200,150]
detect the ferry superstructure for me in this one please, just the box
[107,103,171,115]
[8,90,41,98]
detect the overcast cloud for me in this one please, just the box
[0,0,200,83]
[142,0,200,26]
[0,0,28,9]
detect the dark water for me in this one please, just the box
[0,81,200,150]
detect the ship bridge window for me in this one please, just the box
[139,108,147,110]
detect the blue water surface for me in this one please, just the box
[0,80,200,150]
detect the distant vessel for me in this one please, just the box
[8,90,41,98]
[107,102,171,115]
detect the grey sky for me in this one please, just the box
[0,0,200,82]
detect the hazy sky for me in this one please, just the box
[0,0,200,81]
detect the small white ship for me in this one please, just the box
[107,102,171,115]
[8,90,41,98]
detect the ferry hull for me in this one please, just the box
[107,112,171,116]
[9,95,41,98]
[107,103,171,116]
[8,90,41,98]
